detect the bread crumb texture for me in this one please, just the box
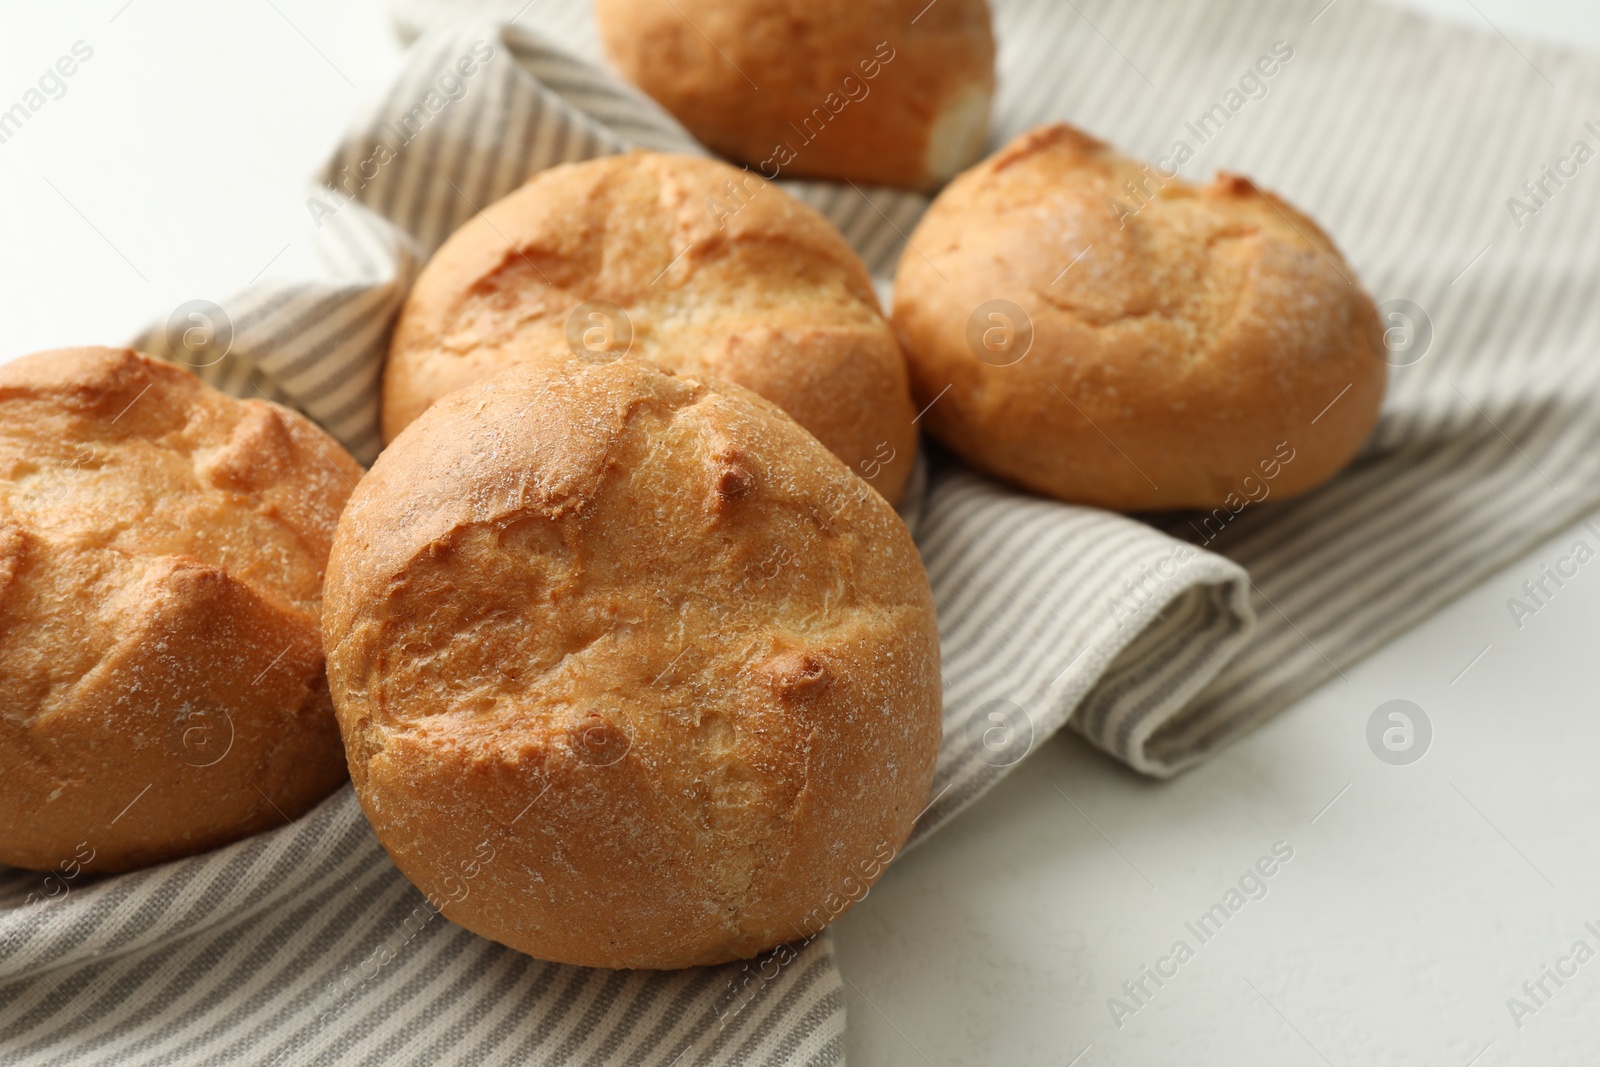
[327,356,942,968]
[0,348,359,872]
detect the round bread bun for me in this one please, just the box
[595,0,996,190]
[383,150,918,504]
[326,355,941,969]
[0,348,361,873]
[892,124,1388,512]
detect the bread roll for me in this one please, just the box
[326,356,941,969]
[595,0,995,190]
[892,124,1388,512]
[384,150,918,503]
[0,348,360,872]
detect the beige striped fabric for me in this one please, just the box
[5,0,1600,1062]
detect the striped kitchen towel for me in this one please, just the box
[5,0,1600,1062]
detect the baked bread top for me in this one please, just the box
[383,151,919,503]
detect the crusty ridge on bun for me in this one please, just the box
[327,354,942,969]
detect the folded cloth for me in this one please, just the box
[5,0,1600,1062]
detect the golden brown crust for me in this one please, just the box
[0,348,360,872]
[595,0,995,190]
[383,151,919,503]
[329,356,941,969]
[892,123,1389,512]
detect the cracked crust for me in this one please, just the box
[0,348,360,872]
[892,123,1388,511]
[327,355,941,969]
[595,0,995,190]
[381,151,919,504]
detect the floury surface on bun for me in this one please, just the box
[892,123,1388,513]
[326,356,942,969]
[0,348,359,872]
[383,151,919,504]
[595,0,995,190]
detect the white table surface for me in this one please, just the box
[5,3,1600,1065]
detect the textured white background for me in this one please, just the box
[4,2,1600,1065]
